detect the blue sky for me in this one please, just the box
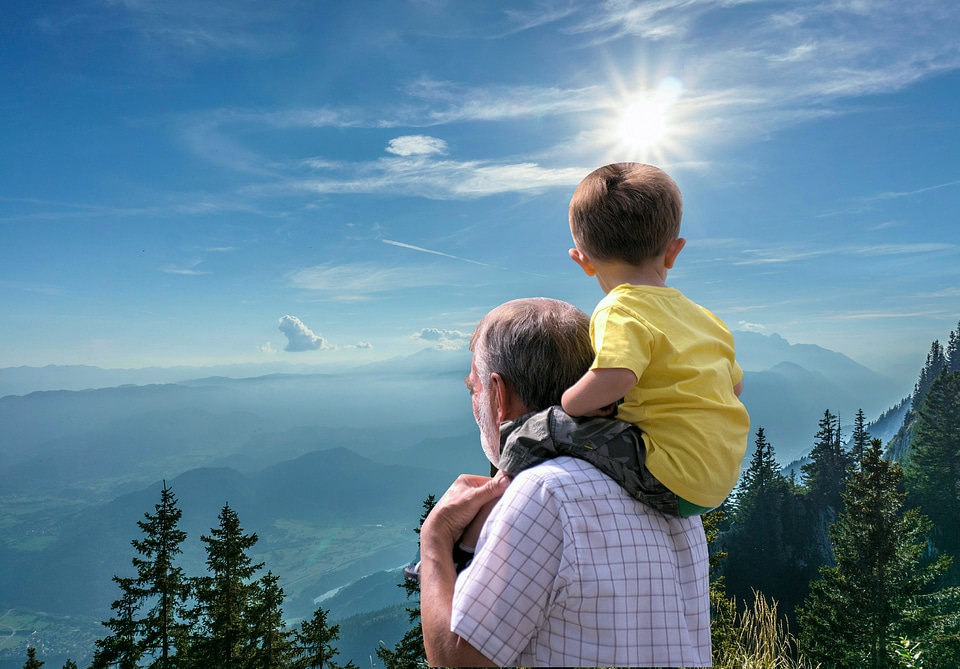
[2,0,959,390]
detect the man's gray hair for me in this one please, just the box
[470,298,593,412]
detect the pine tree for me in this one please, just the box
[91,579,145,669]
[23,647,44,669]
[903,368,960,558]
[802,409,852,530]
[946,320,960,373]
[62,661,78,669]
[798,439,950,668]
[248,571,296,669]
[132,482,189,669]
[850,408,871,466]
[376,494,435,669]
[190,503,264,669]
[913,341,947,411]
[725,427,812,617]
[294,606,356,669]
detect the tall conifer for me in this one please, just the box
[798,439,949,668]
[132,482,189,668]
[294,606,356,669]
[903,368,960,558]
[190,503,264,669]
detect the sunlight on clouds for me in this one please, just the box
[615,78,683,154]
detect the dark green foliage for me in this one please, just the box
[903,368,960,560]
[62,661,78,669]
[703,507,738,663]
[91,581,144,669]
[293,606,356,669]
[802,409,852,519]
[23,647,44,669]
[90,483,189,669]
[188,503,264,668]
[913,341,947,412]
[798,439,950,668]
[947,320,960,373]
[725,428,816,618]
[376,494,435,669]
[249,572,297,669]
[851,408,870,466]
[132,483,190,669]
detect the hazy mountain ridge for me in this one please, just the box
[0,445,457,617]
[0,332,915,664]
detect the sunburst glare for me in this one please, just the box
[617,78,682,153]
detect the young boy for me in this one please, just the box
[407,163,748,582]
[498,162,750,517]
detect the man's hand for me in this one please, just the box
[423,472,510,550]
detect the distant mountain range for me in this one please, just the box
[0,332,916,665]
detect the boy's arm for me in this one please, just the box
[734,378,744,397]
[561,367,637,417]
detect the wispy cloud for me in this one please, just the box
[284,153,587,200]
[162,257,209,275]
[732,241,955,266]
[37,0,299,56]
[864,179,960,202]
[286,262,455,300]
[0,280,65,296]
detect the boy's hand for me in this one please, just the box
[579,401,619,418]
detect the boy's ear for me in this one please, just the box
[663,237,686,269]
[569,247,597,276]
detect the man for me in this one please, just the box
[420,297,712,667]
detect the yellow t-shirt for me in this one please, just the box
[590,284,750,508]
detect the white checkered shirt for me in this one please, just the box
[451,456,711,667]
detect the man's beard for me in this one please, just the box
[475,391,501,469]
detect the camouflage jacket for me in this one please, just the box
[498,406,683,516]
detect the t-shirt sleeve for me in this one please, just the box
[450,471,565,667]
[591,305,654,378]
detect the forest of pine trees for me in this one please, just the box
[21,319,960,669]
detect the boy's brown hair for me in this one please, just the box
[569,163,683,265]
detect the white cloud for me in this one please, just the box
[258,342,277,354]
[344,341,374,349]
[411,327,471,350]
[737,321,766,333]
[386,135,448,157]
[287,262,453,300]
[289,156,587,200]
[162,257,209,275]
[278,315,334,352]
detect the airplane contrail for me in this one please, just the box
[381,239,496,267]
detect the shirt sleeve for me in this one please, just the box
[450,471,565,667]
[591,304,654,379]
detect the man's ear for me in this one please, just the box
[663,237,686,269]
[489,372,522,423]
[569,247,596,276]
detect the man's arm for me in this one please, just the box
[420,473,508,667]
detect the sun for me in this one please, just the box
[614,78,683,157]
